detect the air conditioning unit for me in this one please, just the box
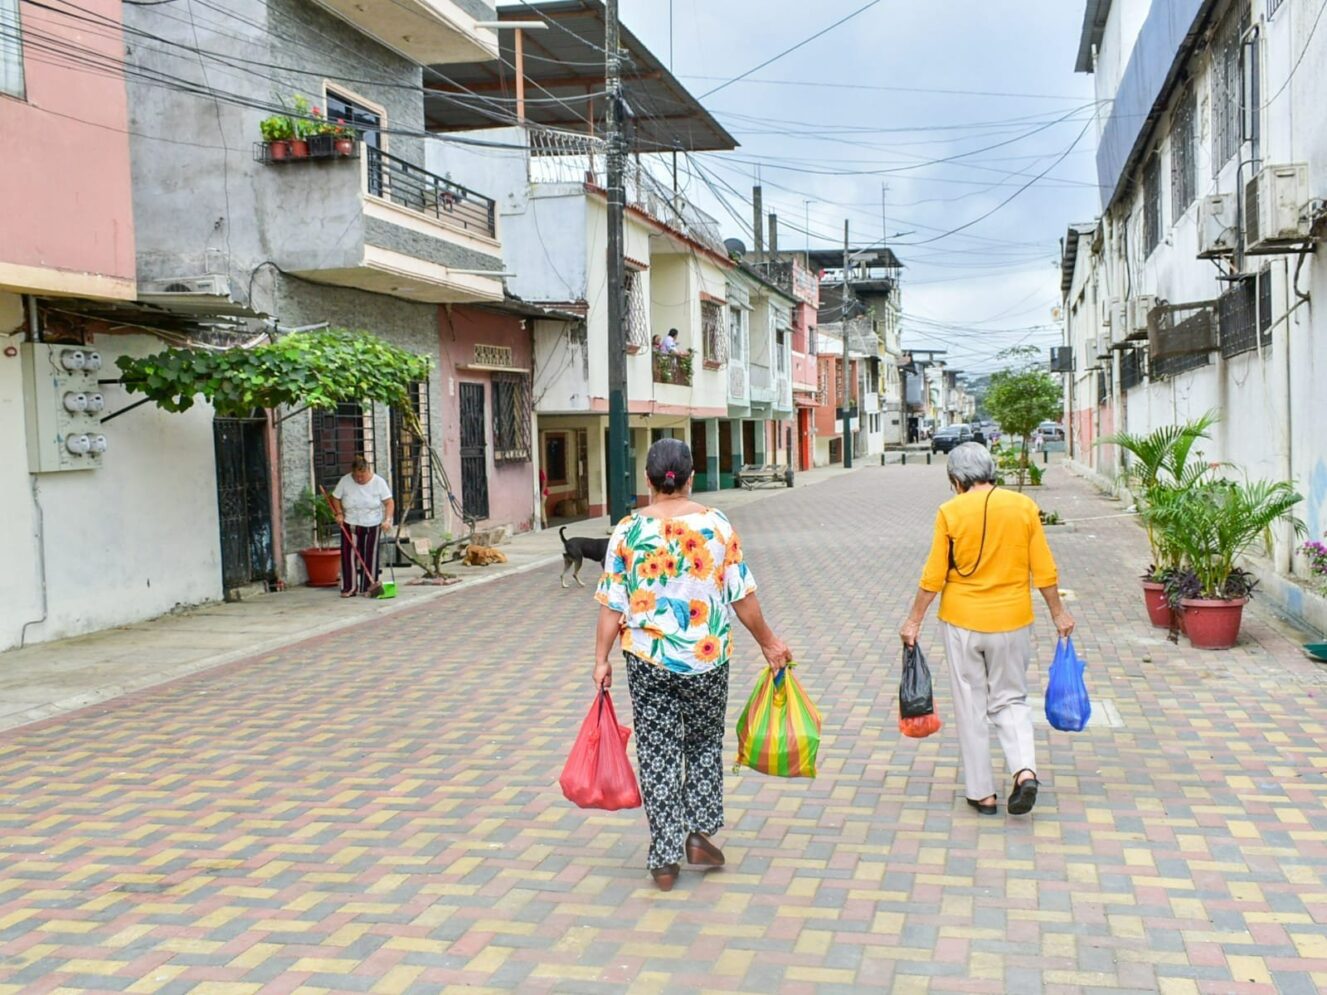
[1107,298,1127,342]
[1049,345,1074,373]
[141,275,232,297]
[1127,294,1156,338]
[1245,163,1310,251]
[1095,331,1111,360]
[1198,194,1237,258]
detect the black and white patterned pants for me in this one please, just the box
[624,653,729,870]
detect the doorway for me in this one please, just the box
[213,416,275,590]
[458,382,489,520]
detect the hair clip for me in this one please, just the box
[665,471,676,481]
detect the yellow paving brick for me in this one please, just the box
[712,949,753,977]
[464,946,511,974]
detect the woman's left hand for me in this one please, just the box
[593,659,612,690]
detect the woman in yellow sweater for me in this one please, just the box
[899,443,1075,816]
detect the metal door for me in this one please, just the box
[458,382,489,520]
[213,416,275,589]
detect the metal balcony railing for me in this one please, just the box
[366,146,496,238]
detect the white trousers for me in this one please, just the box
[940,622,1036,801]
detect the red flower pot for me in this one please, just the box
[335,137,354,156]
[290,138,310,158]
[269,140,291,160]
[1142,580,1172,628]
[1179,597,1248,650]
[299,547,341,587]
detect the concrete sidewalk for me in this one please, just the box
[0,462,862,732]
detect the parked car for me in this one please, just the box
[931,425,972,454]
[1037,421,1066,442]
[969,423,987,446]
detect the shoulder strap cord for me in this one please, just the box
[948,487,996,579]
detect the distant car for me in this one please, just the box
[931,425,972,454]
[969,424,987,446]
[1037,421,1066,442]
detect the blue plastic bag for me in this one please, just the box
[1045,636,1091,732]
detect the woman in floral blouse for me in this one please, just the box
[595,438,792,891]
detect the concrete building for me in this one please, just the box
[1063,0,1327,627]
[724,261,798,478]
[755,250,823,471]
[425,1,742,517]
[0,0,161,650]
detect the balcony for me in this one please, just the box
[653,352,694,387]
[315,0,497,65]
[727,360,748,404]
[749,362,773,403]
[275,144,503,305]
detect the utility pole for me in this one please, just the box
[605,0,630,521]
[841,219,853,469]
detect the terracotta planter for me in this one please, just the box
[268,140,291,160]
[1179,597,1248,650]
[299,547,341,587]
[1142,580,1172,628]
[289,138,309,158]
[335,137,354,156]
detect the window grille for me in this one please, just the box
[312,403,376,497]
[1211,11,1248,173]
[492,372,532,463]
[1097,370,1108,406]
[1120,348,1146,391]
[1219,272,1273,359]
[623,270,649,353]
[1152,350,1210,379]
[728,306,744,362]
[702,301,727,368]
[390,381,433,522]
[474,343,513,367]
[1143,154,1162,255]
[1170,90,1197,216]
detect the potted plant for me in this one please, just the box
[287,94,314,158]
[292,486,341,587]
[1152,479,1305,649]
[330,116,356,156]
[259,113,294,159]
[1100,414,1217,628]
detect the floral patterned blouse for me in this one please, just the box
[595,508,757,676]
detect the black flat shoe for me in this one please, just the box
[966,797,997,815]
[1008,769,1039,815]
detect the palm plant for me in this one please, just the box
[1098,413,1219,578]
[1149,478,1305,602]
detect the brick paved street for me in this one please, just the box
[3,463,1326,994]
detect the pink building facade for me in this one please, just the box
[0,0,135,301]
[437,307,538,535]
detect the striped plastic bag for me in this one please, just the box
[734,663,822,778]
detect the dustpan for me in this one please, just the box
[376,580,397,599]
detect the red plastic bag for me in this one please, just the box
[559,691,642,810]
[898,711,944,739]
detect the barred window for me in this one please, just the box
[623,269,649,353]
[312,403,376,497]
[702,301,727,367]
[1120,348,1146,391]
[1170,90,1197,216]
[1152,350,1210,380]
[1143,154,1162,255]
[390,382,433,521]
[492,373,532,463]
[1218,271,1274,359]
[1211,11,1248,173]
[0,0,23,98]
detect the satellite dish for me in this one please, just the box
[724,238,747,258]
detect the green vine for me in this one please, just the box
[115,328,432,417]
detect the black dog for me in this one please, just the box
[559,526,611,588]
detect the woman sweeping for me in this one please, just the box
[594,438,792,890]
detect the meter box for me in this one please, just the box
[21,342,108,472]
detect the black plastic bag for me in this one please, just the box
[899,643,936,718]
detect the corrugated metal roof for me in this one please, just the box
[426,0,737,153]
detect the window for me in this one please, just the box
[492,373,532,463]
[312,403,376,496]
[623,269,649,352]
[390,382,433,522]
[776,329,788,373]
[1211,11,1248,174]
[1170,90,1196,216]
[0,0,23,98]
[728,306,744,362]
[1143,153,1162,255]
[327,89,382,192]
[701,300,726,368]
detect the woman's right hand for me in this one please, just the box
[593,659,612,690]
[760,636,793,672]
[1052,609,1076,638]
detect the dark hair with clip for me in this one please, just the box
[645,438,693,496]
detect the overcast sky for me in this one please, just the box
[618,0,1100,372]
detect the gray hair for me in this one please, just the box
[947,442,996,489]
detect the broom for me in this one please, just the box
[320,486,385,598]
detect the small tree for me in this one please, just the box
[983,346,1063,490]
